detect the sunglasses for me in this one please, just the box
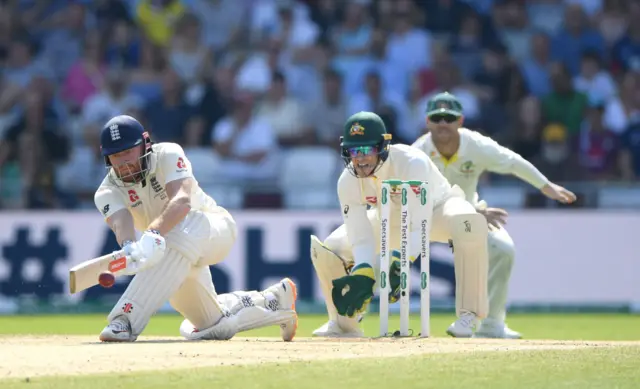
[428,114,459,123]
[346,145,378,158]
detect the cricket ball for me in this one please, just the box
[98,271,115,288]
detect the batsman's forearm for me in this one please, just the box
[111,223,137,247]
[147,196,191,236]
[106,209,137,247]
[508,155,549,189]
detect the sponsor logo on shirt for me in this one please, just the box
[176,157,188,172]
[128,189,142,208]
[149,176,167,200]
[150,176,162,193]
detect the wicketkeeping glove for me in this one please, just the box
[388,250,402,303]
[331,263,376,317]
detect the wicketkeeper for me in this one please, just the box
[310,111,490,338]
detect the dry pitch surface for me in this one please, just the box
[2,336,638,379]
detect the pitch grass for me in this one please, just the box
[0,312,639,340]
[1,313,639,389]
[4,347,640,389]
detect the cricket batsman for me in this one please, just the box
[412,92,577,338]
[310,111,490,338]
[94,115,298,342]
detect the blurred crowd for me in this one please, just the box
[1,0,640,210]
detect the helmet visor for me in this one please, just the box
[345,145,379,158]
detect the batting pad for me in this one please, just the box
[449,213,489,319]
[179,290,296,340]
[310,235,362,331]
[107,248,192,336]
[169,265,226,331]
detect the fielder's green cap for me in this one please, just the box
[425,92,463,117]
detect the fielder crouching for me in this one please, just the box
[413,92,577,338]
[310,111,489,338]
[93,115,298,342]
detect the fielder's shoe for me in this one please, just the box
[474,319,523,339]
[264,278,298,342]
[446,310,479,338]
[99,315,136,342]
[312,319,365,338]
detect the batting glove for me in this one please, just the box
[122,230,166,274]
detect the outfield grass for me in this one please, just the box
[1,313,639,389]
[1,312,638,340]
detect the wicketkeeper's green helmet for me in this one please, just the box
[339,111,392,177]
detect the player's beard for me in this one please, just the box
[107,147,153,187]
[114,163,144,184]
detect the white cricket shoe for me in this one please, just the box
[99,315,136,342]
[312,319,365,338]
[474,319,523,339]
[264,278,298,342]
[446,310,479,338]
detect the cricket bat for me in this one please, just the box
[69,249,129,294]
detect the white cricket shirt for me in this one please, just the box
[94,142,219,232]
[412,128,549,205]
[337,144,455,267]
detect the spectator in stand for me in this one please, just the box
[211,91,279,183]
[142,68,196,144]
[81,67,143,150]
[603,72,640,134]
[573,50,617,103]
[307,68,347,147]
[541,62,588,135]
[135,0,185,47]
[577,95,620,181]
[257,71,314,147]
[348,70,409,142]
[618,116,640,181]
[611,2,640,74]
[595,0,629,49]
[104,19,141,69]
[550,3,605,75]
[62,32,106,113]
[521,31,553,98]
[3,0,640,209]
[531,123,585,182]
